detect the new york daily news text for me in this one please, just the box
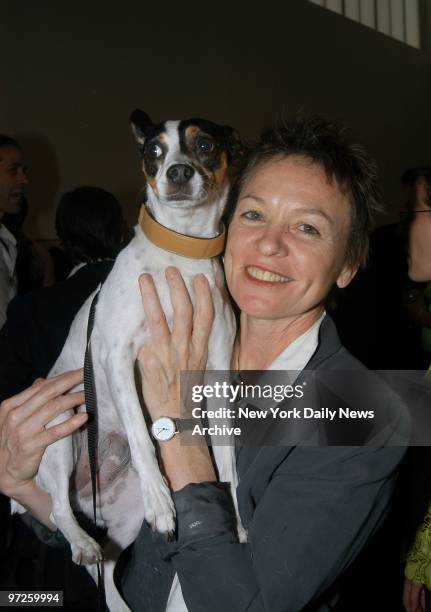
[177,369,428,446]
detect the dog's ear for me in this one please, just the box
[223,126,244,160]
[130,109,154,146]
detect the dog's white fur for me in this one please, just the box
[11,119,242,611]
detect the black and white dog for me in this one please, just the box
[12,110,244,610]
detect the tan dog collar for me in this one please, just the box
[138,206,226,259]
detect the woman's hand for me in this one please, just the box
[137,266,217,491]
[137,266,214,422]
[403,578,426,612]
[0,370,88,500]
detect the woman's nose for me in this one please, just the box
[257,225,288,257]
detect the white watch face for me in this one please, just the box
[151,417,176,441]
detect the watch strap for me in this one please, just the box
[174,417,195,433]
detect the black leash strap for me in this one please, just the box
[83,288,107,611]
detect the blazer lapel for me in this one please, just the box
[235,315,344,527]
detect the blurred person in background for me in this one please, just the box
[402,166,431,612]
[401,167,431,370]
[2,197,56,294]
[0,135,28,329]
[0,184,129,409]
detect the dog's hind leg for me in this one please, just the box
[37,419,103,565]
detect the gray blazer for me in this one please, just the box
[115,315,408,611]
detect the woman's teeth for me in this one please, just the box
[246,266,291,283]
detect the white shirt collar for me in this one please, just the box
[67,262,87,278]
[267,310,326,373]
[0,223,17,248]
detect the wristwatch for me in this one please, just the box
[151,416,192,442]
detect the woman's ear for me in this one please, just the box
[336,265,359,289]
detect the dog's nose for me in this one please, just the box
[167,164,195,184]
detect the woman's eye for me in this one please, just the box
[241,210,262,221]
[298,223,320,236]
[147,143,163,159]
[197,137,214,153]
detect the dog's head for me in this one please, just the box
[130,110,242,209]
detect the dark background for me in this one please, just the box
[1,0,431,238]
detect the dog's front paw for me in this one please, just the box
[70,533,103,566]
[142,478,176,534]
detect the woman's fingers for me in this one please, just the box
[34,391,85,432]
[138,269,214,374]
[0,370,83,428]
[0,370,84,430]
[0,372,88,496]
[0,379,46,424]
[166,268,214,368]
[39,412,88,447]
[1,390,85,454]
[1,408,87,496]
[139,273,170,345]
[1,391,85,446]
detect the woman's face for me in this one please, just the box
[224,156,355,322]
[408,178,431,283]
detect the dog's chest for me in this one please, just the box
[91,226,226,360]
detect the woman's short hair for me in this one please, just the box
[55,186,126,263]
[228,115,381,269]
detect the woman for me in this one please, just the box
[0,116,407,611]
[402,167,431,612]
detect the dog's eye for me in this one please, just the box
[197,137,214,153]
[147,143,163,159]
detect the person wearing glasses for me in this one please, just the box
[400,168,431,369]
[402,166,431,612]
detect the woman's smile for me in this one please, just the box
[245,265,293,284]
